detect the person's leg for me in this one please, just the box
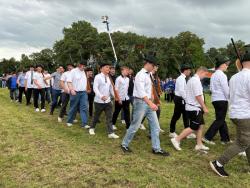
[79,92,89,126]
[122,99,147,147]
[104,102,114,134]
[10,89,14,100]
[196,125,204,146]
[112,101,122,125]
[90,103,104,130]
[18,87,24,103]
[218,102,230,142]
[176,128,193,142]
[67,93,80,124]
[50,89,58,114]
[26,88,31,105]
[88,95,94,117]
[40,89,45,109]
[205,101,226,141]
[170,96,182,133]
[146,107,161,151]
[217,119,250,166]
[59,93,69,118]
[33,89,39,108]
[123,100,131,129]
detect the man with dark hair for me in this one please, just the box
[171,66,209,152]
[7,72,18,102]
[85,68,95,118]
[203,56,231,145]
[17,70,26,103]
[169,64,192,138]
[210,45,250,177]
[24,65,35,105]
[121,55,169,156]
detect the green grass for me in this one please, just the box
[0,88,249,188]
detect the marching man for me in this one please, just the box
[121,55,170,156]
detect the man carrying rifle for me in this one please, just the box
[121,55,170,156]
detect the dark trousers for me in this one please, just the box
[18,87,26,103]
[91,102,113,134]
[205,101,230,142]
[59,92,70,118]
[26,88,33,105]
[45,87,51,104]
[170,96,189,133]
[10,89,18,100]
[50,89,62,114]
[88,94,94,117]
[33,88,45,109]
[112,100,130,129]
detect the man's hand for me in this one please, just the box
[37,85,42,89]
[203,106,209,114]
[149,101,158,111]
[70,89,76,96]
[25,87,27,91]
[101,96,108,101]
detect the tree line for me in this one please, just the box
[0,20,245,78]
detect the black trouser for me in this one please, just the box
[45,87,51,104]
[33,88,45,109]
[18,87,26,103]
[205,101,230,142]
[91,102,113,134]
[26,88,33,105]
[88,94,94,117]
[59,92,70,118]
[10,88,18,100]
[50,89,62,114]
[170,95,189,133]
[112,100,131,129]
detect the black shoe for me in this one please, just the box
[50,111,53,115]
[152,149,170,157]
[121,145,132,153]
[210,161,229,177]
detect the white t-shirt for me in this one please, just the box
[44,73,51,88]
[24,71,34,88]
[60,71,71,93]
[185,74,204,111]
[33,72,46,89]
[67,68,87,92]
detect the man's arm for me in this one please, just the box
[196,95,208,113]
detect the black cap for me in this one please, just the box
[215,55,230,68]
[143,54,157,65]
[79,59,88,66]
[85,67,93,72]
[66,63,74,67]
[242,44,250,62]
[180,63,192,71]
[99,62,112,68]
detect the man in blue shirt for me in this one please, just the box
[17,70,27,103]
[7,72,18,101]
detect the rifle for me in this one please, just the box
[231,38,243,71]
[150,74,161,106]
[108,75,120,102]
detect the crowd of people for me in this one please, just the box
[1,48,250,178]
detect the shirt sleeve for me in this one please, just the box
[179,77,186,99]
[193,80,203,97]
[66,71,73,82]
[33,73,38,81]
[60,73,66,81]
[135,73,148,98]
[51,72,56,77]
[24,73,28,80]
[219,74,229,100]
[93,76,103,99]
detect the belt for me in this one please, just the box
[134,97,151,100]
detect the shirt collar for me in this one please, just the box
[242,68,250,72]
[142,68,149,74]
[181,73,186,78]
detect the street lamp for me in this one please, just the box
[101,15,118,67]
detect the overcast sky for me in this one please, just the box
[1,0,249,60]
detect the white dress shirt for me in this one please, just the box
[60,71,71,93]
[44,73,51,88]
[93,73,114,103]
[174,73,187,99]
[33,72,46,89]
[67,68,87,92]
[133,68,152,99]
[24,71,34,88]
[115,75,130,101]
[210,70,229,102]
[229,68,250,119]
[185,74,204,111]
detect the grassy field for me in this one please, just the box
[0,88,249,188]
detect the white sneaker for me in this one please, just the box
[108,133,119,139]
[89,128,95,135]
[239,152,246,157]
[35,108,40,112]
[202,138,216,145]
[195,144,209,151]
[58,117,63,123]
[187,133,196,139]
[83,125,90,129]
[139,124,146,130]
[171,138,182,151]
[73,119,78,123]
[112,125,117,130]
[169,132,178,138]
[66,123,73,127]
[121,120,126,124]
[41,109,46,113]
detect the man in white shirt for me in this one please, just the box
[171,66,209,152]
[33,65,46,112]
[121,55,169,156]
[58,63,74,122]
[169,63,192,138]
[24,65,35,105]
[43,70,51,104]
[210,45,250,177]
[89,62,119,139]
[66,60,90,128]
[204,56,231,145]
[112,66,131,129]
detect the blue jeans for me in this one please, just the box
[122,98,161,151]
[50,89,62,113]
[67,91,88,126]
